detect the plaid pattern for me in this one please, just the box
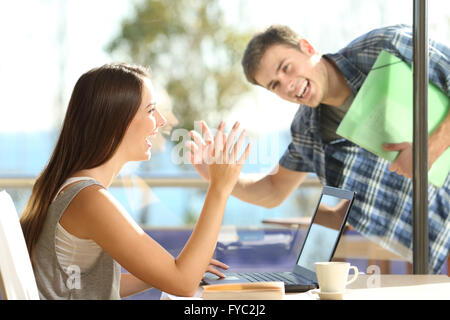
[279,24,450,273]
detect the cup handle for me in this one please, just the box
[346,266,359,286]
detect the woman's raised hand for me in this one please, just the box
[188,121,250,195]
[187,121,214,181]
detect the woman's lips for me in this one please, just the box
[146,130,159,148]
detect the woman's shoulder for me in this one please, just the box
[70,184,124,217]
[60,184,124,239]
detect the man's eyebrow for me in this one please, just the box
[266,58,286,89]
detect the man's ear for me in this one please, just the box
[298,38,316,56]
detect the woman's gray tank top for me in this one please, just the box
[32,179,121,300]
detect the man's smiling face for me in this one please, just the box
[254,40,328,108]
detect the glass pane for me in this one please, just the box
[107,184,322,227]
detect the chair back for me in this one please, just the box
[0,190,39,300]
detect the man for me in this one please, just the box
[188,24,449,273]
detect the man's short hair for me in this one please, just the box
[241,25,301,85]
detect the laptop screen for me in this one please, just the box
[296,192,353,273]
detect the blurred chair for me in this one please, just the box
[0,190,39,300]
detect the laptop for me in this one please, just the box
[203,186,356,292]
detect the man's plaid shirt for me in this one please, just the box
[279,24,449,273]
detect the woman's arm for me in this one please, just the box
[120,273,152,298]
[119,258,229,298]
[77,183,229,297]
[70,123,249,297]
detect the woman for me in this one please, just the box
[20,63,250,299]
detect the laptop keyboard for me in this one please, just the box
[230,272,309,285]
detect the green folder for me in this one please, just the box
[336,50,449,188]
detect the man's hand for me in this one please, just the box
[383,111,450,179]
[314,200,350,230]
[383,142,414,178]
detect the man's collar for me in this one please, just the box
[323,53,367,97]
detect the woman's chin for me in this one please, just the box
[132,151,151,162]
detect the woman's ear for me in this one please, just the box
[298,38,316,56]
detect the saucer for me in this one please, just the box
[311,289,349,300]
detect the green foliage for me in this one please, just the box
[107,0,254,130]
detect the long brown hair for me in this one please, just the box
[20,63,150,258]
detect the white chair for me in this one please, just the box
[0,190,39,300]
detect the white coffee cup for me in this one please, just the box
[315,262,358,293]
